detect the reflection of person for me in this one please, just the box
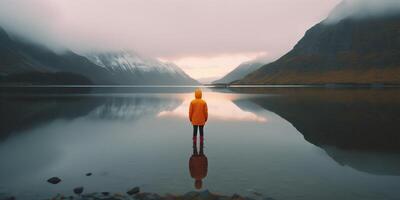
[189,142,208,189]
[189,88,208,144]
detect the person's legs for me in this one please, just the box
[193,125,198,137]
[199,125,204,137]
[199,125,204,143]
[193,125,198,143]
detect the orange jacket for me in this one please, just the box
[189,89,208,125]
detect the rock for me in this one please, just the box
[73,187,84,195]
[102,192,110,196]
[47,177,62,184]
[86,173,92,176]
[126,187,140,195]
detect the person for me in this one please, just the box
[189,142,208,189]
[189,88,208,144]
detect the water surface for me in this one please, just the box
[0,87,399,200]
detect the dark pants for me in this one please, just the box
[193,125,204,137]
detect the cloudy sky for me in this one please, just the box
[0,0,342,80]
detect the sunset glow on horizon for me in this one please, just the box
[159,51,269,80]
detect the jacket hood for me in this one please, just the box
[195,89,202,99]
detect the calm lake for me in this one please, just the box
[0,87,400,200]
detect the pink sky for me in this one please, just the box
[0,0,341,80]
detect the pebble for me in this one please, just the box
[126,187,140,195]
[73,187,84,195]
[47,177,62,184]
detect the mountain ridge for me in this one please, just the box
[0,27,198,85]
[85,51,198,85]
[238,3,400,85]
[213,61,267,84]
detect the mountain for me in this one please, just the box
[213,61,266,84]
[238,1,400,85]
[0,27,198,85]
[85,51,198,85]
[197,77,220,84]
[0,27,117,85]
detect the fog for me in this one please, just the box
[325,0,400,24]
[0,0,340,58]
[0,0,66,51]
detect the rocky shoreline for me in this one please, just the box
[0,170,276,200]
[1,188,275,200]
[48,189,273,200]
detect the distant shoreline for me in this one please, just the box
[208,83,400,88]
[1,83,400,88]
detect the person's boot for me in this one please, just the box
[193,136,197,144]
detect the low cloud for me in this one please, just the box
[0,0,67,51]
[0,0,340,58]
[325,0,400,24]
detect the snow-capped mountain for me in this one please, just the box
[0,25,198,85]
[86,51,198,85]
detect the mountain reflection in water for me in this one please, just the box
[0,94,183,140]
[226,87,400,175]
